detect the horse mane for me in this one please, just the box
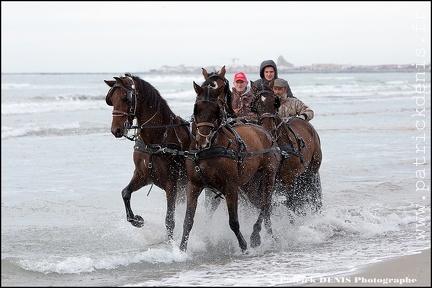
[130,75,174,120]
[260,83,272,92]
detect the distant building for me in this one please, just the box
[276,55,293,67]
[146,61,430,74]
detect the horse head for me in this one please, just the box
[201,65,235,117]
[104,74,138,138]
[250,80,280,129]
[192,81,224,149]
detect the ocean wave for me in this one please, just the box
[1,123,108,139]
[296,83,423,98]
[1,82,93,90]
[17,243,189,274]
[1,99,109,115]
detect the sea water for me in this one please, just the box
[1,71,430,286]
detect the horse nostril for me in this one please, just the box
[113,128,123,138]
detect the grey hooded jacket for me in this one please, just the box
[253,59,293,97]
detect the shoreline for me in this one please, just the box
[2,69,431,75]
[303,248,431,287]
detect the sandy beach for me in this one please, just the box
[305,249,431,287]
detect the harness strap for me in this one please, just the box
[224,123,247,169]
[186,145,280,161]
[283,118,307,168]
[129,122,190,130]
[185,144,281,200]
[134,139,186,156]
[279,143,300,159]
[240,146,280,157]
[191,157,224,199]
[194,146,239,160]
[173,116,191,150]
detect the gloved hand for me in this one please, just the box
[297,114,306,120]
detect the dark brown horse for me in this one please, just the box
[200,65,235,118]
[250,80,322,215]
[199,66,237,214]
[104,73,192,240]
[179,81,282,252]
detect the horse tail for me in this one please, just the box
[309,127,322,175]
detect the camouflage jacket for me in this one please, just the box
[278,94,314,121]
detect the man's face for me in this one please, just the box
[233,80,247,92]
[263,67,275,81]
[273,86,286,96]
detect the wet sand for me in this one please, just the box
[306,248,431,287]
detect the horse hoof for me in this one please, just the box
[179,243,187,252]
[130,215,144,227]
[250,234,261,248]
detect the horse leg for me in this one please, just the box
[225,189,248,252]
[204,188,222,219]
[250,212,263,248]
[251,183,274,247]
[291,173,310,216]
[179,183,201,252]
[277,176,297,224]
[121,155,149,227]
[280,167,299,213]
[251,168,278,248]
[122,181,145,228]
[309,148,323,213]
[308,172,323,213]
[294,139,322,214]
[292,170,322,215]
[164,182,177,241]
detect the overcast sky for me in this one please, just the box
[1,1,430,73]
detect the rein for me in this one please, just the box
[108,74,194,158]
[109,77,138,118]
[129,121,190,130]
[193,90,223,144]
[251,86,307,166]
[265,116,306,165]
[112,76,191,141]
[191,84,280,196]
[184,123,280,200]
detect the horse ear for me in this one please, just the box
[105,80,116,106]
[220,66,226,77]
[202,68,208,79]
[113,77,122,87]
[104,80,115,88]
[193,81,203,95]
[250,80,257,93]
[118,77,131,87]
[268,79,274,90]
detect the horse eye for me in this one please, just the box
[122,94,129,102]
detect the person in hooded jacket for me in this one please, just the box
[253,59,293,97]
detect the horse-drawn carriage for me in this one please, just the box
[104,66,322,252]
